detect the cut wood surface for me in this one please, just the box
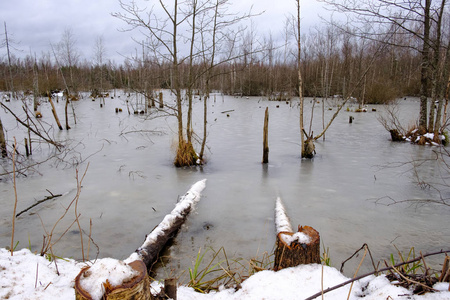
[129,179,206,270]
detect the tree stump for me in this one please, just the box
[164,278,177,300]
[0,118,7,158]
[74,260,151,300]
[274,225,321,270]
[303,138,315,159]
[389,129,404,141]
[159,92,164,109]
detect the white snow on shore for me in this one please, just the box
[1,248,449,299]
[1,183,449,299]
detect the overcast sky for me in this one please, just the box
[1,0,330,65]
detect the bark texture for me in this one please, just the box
[274,225,321,270]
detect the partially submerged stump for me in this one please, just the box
[273,197,320,270]
[303,138,315,159]
[390,129,404,142]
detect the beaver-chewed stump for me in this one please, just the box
[274,225,321,270]
[74,260,151,300]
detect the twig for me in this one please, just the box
[75,163,90,261]
[1,103,63,150]
[340,243,377,275]
[391,265,437,293]
[35,263,38,288]
[304,249,450,300]
[347,246,367,300]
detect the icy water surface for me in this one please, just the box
[0,92,448,277]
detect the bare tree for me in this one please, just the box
[92,35,107,97]
[2,22,18,99]
[57,28,80,92]
[320,0,449,136]
[114,0,255,166]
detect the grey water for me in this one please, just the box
[1,92,449,278]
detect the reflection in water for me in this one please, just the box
[0,93,448,277]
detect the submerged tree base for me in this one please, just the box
[302,138,316,159]
[174,139,200,167]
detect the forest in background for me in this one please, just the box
[1,22,420,104]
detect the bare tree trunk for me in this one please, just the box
[0,118,7,158]
[4,22,16,100]
[419,0,431,132]
[48,95,63,130]
[262,107,269,163]
[65,92,71,130]
[159,92,163,109]
[296,0,306,158]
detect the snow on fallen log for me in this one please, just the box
[275,197,293,233]
[126,179,206,269]
[274,197,320,270]
[275,197,310,246]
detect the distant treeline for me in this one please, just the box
[0,26,421,104]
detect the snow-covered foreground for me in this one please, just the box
[1,248,449,300]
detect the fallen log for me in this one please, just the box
[128,179,207,270]
[273,197,320,270]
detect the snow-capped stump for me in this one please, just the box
[74,259,150,300]
[274,197,320,270]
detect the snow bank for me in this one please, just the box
[0,248,84,300]
[175,264,450,299]
[1,248,450,299]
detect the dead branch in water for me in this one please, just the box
[16,190,63,217]
[1,102,63,150]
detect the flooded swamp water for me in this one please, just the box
[0,91,449,278]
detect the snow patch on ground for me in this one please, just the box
[1,248,450,299]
